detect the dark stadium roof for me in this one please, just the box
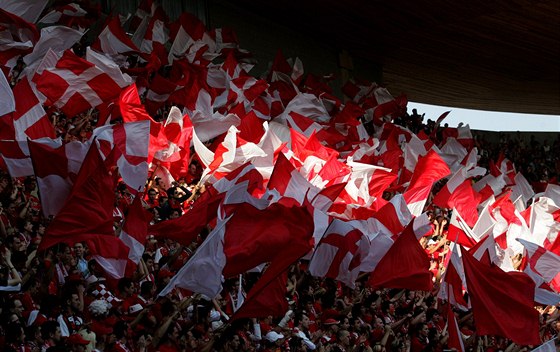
[221,0,560,115]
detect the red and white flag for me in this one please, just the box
[518,238,560,289]
[0,0,48,23]
[446,305,465,352]
[309,218,370,288]
[0,138,61,177]
[1,78,55,141]
[160,199,314,298]
[438,243,469,310]
[201,125,266,183]
[432,167,481,227]
[168,12,214,64]
[0,8,39,69]
[33,49,128,117]
[119,194,151,264]
[0,68,14,115]
[404,150,450,216]
[267,152,318,205]
[39,145,129,279]
[38,3,87,26]
[92,16,139,55]
[28,139,89,217]
[23,26,84,69]
[92,120,150,193]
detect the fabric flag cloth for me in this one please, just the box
[0,68,14,116]
[38,145,129,279]
[119,194,151,264]
[446,305,465,352]
[23,26,84,68]
[531,337,557,352]
[368,217,432,291]
[148,187,225,246]
[92,16,140,55]
[438,243,469,310]
[518,238,560,293]
[308,218,370,288]
[1,78,55,141]
[28,140,89,218]
[159,198,314,299]
[432,167,481,227]
[404,150,450,216]
[92,120,150,193]
[0,0,49,23]
[0,8,39,68]
[461,247,540,345]
[33,49,127,117]
[0,138,61,178]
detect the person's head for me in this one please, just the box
[373,317,384,330]
[23,220,33,233]
[340,316,350,331]
[228,333,242,350]
[143,253,155,270]
[416,323,429,338]
[169,209,181,219]
[118,277,135,297]
[41,321,62,343]
[188,162,198,175]
[147,188,158,200]
[288,336,307,351]
[140,281,155,299]
[294,311,310,329]
[155,177,165,189]
[5,322,25,344]
[426,308,440,322]
[10,298,25,318]
[6,234,24,252]
[73,242,85,259]
[63,291,81,313]
[337,330,351,347]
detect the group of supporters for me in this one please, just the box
[1,1,560,352]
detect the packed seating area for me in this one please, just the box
[0,1,559,352]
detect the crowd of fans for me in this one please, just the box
[0,100,559,352]
[1,2,559,352]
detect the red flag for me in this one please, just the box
[446,305,465,352]
[368,218,432,291]
[232,270,290,320]
[39,145,129,279]
[461,247,540,345]
[404,150,450,216]
[148,187,225,246]
[119,194,151,264]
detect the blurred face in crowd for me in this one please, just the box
[189,164,197,175]
[11,299,24,318]
[341,317,350,330]
[300,314,311,329]
[419,324,429,338]
[374,317,384,330]
[69,293,81,312]
[338,330,351,347]
[74,243,84,258]
[148,190,157,201]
